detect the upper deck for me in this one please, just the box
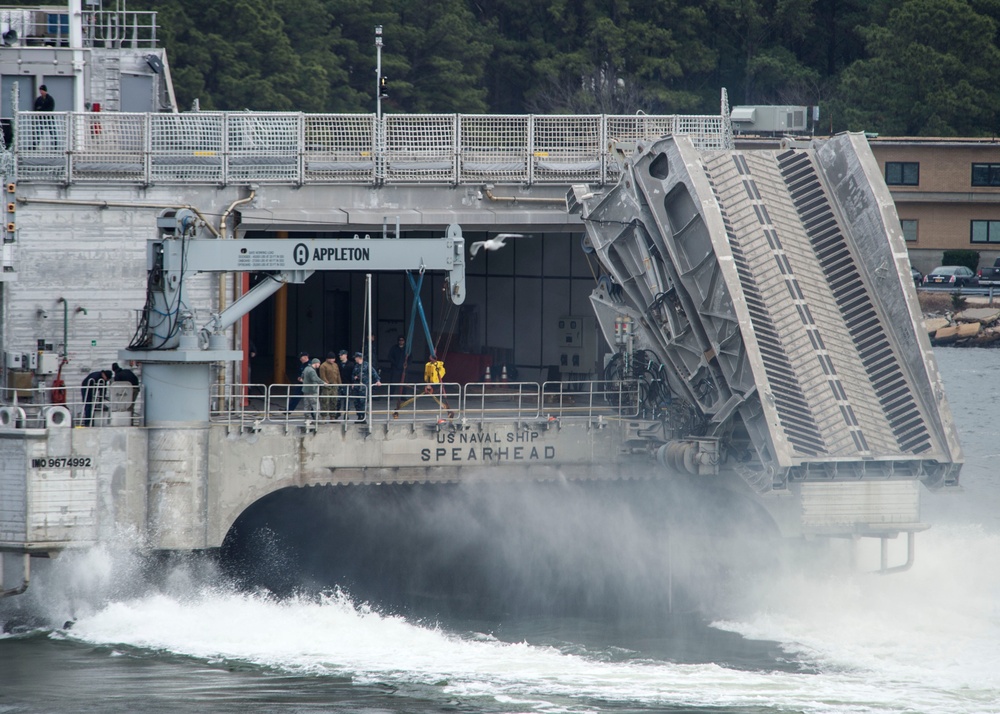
[0,4,159,49]
[0,4,171,118]
[9,111,731,186]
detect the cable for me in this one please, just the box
[127,225,196,351]
[358,276,369,358]
[435,280,458,360]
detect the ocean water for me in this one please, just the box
[1,347,998,714]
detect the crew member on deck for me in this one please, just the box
[287,351,309,411]
[32,85,55,150]
[425,353,451,413]
[301,358,324,421]
[111,361,140,413]
[351,351,381,422]
[112,362,138,386]
[81,368,112,426]
[319,352,343,419]
[337,350,351,416]
[387,336,408,393]
[33,85,54,112]
[394,353,452,419]
[424,353,446,387]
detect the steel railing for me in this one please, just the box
[0,379,640,429]
[11,112,731,186]
[0,7,158,49]
[209,380,641,427]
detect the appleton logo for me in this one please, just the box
[293,243,309,266]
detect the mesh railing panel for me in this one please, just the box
[12,112,729,185]
[605,115,677,179]
[530,115,604,183]
[303,114,377,183]
[226,113,301,182]
[70,112,146,182]
[384,114,456,183]
[605,115,676,143]
[674,115,729,150]
[15,113,69,181]
[150,112,224,183]
[458,115,529,183]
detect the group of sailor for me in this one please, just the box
[292,339,449,422]
[74,344,450,425]
[293,350,379,422]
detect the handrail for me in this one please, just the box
[210,379,641,427]
[0,7,159,49]
[10,111,731,186]
[0,382,143,427]
[0,379,641,428]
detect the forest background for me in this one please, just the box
[124,0,1000,137]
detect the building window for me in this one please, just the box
[971,220,1000,243]
[885,162,919,186]
[900,219,918,242]
[972,163,1000,186]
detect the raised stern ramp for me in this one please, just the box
[572,133,962,493]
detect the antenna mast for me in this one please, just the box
[375,25,383,121]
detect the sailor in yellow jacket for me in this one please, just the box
[394,353,452,418]
[424,354,446,386]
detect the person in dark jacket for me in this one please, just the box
[111,362,138,386]
[386,336,408,389]
[33,85,54,112]
[32,85,55,150]
[351,352,381,422]
[81,368,112,426]
[336,350,351,415]
[111,362,140,413]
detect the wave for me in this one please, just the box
[55,586,943,712]
[16,523,990,714]
[714,524,1000,712]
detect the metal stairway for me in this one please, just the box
[93,53,121,111]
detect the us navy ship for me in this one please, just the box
[0,1,961,600]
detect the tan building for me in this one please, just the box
[868,138,1000,274]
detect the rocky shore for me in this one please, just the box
[919,292,1000,347]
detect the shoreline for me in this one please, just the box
[919,292,1000,347]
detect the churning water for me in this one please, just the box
[1,348,998,714]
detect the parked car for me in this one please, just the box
[977,258,1000,286]
[922,265,978,287]
[910,266,922,286]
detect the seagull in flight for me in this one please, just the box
[469,233,525,259]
